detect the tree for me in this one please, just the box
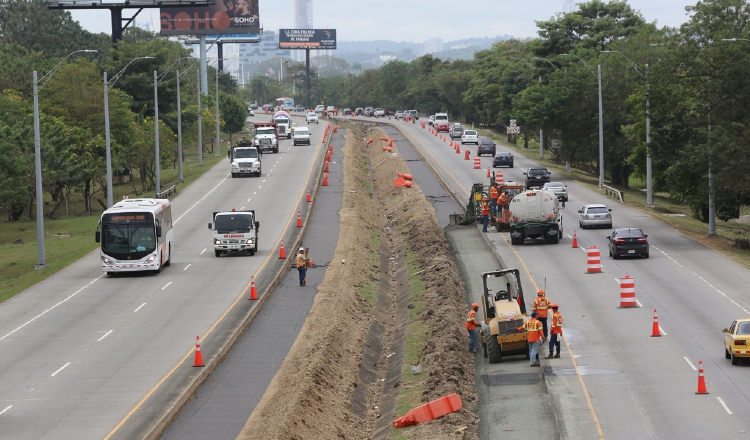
[220,91,247,144]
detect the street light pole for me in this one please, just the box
[215,65,220,157]
[154,70,161,194]
[197,68,203,166]
[176,69,183,182]
[33,49,97,269]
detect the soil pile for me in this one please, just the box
[237,124,478,439]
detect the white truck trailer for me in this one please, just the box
[508,189,563,245]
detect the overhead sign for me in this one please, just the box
[160,0,260,36]
[278,29,337,50]
[507,119,520,134]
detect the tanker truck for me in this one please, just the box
[508,189,563,245]
[272,110,292,139]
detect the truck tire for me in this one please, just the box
[231,173,236,178]
[164,245,171,267]
[249,249,255,256]
[484,326,503,364]
[273,147,278,153]
[551,231,560,244]
[215,250,221,257]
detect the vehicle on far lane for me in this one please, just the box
[542,182,568,203]
[724,319,750,365]
[578,204,612,229]
[342,108,352,115]
[406,110,419,120]
[374,108,385,117]
[428,115,435,126]
[306,112,319,124]
[493,151,514,168]
[477,139,496,156]
[355,107,364,116]
[394,110,404,119]
[607,228,649,259]
[315,105,325,113]
[461,129,479,145]
[293,127,311,145]
[449,125,464,139]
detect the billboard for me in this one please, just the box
[160,0,259,36]
[278,29,337,50]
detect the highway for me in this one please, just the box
[368,116,750,438]
[0,115,327,439]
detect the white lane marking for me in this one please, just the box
[636,299,643,308]
[247,198,251,202]
[254,191,257,195]
[0,275,104,341]
[200,249,206,255]
[258,186,261,189]
[263,179,266,182]
[98,330,113,342]
[162,282,172,290]
[174,174,230,225]
[659,325,667,335]
[241,206,245,210]
[567,234,572,239]
[134,303,146,313]
[579,247,587,252]
[0,405,12,416]
[183,264,191,271]
[684,357,697,370]
[717,397,733,414]
[51,362,71,377]
[653,245,750,315]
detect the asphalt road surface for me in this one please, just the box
[368,117,750,439]
[0,116,328,439]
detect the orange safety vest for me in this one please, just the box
[518,318,544,342]
[466,309,479,330]
[481,202,490,216]
[296,252,307,268]
[533,296,550,318]
[498,193,507,205]
[551,311,563,335]
[489,186,499,200]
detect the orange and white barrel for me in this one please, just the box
[619,275,636,307]
[587,246,602,273]
[473,157,481,169]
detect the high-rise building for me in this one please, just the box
[424,38,443,55]
[563,0,575,12]
[293,0,314,61]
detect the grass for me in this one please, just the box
[0,140,229,302]
[390,232,430,440]
[478,128,750,270]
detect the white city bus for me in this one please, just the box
[95,198,174,275]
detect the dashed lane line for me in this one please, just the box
[98,330,113,342]
[51,362,70,377]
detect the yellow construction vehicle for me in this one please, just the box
[479,268,530,363]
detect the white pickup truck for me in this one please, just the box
[208,209,259,257]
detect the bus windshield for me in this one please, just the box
[214,214,253,233]
[101,223,156,254]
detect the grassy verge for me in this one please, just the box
[0,145,226,302]
[358,228,380,310]
[478,129,750,270]
[390,232,430,440]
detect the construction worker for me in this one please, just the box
[497,190,508,213]
[466,302,481,352]
[502,190,511,210]
[481,197,490,232]
[517,312,544,366]
[533,289,551,338]
[296,246,308,286]
[546,303,563,359]
[489,183,499,214]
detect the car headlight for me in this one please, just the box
[214,239,221,245]
[231,162,239,168]
[147,254,156,262]
[101,256,113,264]
[254,161,260,167]
[246,238,254,244]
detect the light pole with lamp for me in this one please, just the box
[33,49,98,269]
[601,50,652,207]
[561,54,604,187]
[104,56,154,207]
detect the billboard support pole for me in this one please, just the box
[200,36,208,95]
[218,43,224,71]
[306,48,310,110]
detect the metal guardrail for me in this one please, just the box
[156,185,177,199]
[601,184,624,203]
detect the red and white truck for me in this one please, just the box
[253,122,278,153]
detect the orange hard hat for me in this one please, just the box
[550,303,559,308]
[472,302,479,309]
[537,289,545,296]
[482,197,488,201]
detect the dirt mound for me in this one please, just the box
[238,124,478,439]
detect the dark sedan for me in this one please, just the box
[607,228,649,259]
[493,152,514,168]
[477,139,496,157]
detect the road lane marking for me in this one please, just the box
[174,174,230,225]
[200,249,206,255]
[106,109,330,440]
[0,405,12,416]
[134,303,146,313]
[636,299,643,307]
[98,330,113,342]
[241,206,245,210]
[0,275,104,342]
[717,397,733,414]
[659,326,667,335]
[162,282,172,290]
[684,357,697,370]
[183,264,191,271]
[247,198,251,202]
[51,362,70,377]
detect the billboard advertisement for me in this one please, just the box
[160,0,259,36]
[278,29,337,50]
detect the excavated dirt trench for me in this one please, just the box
[238,124,478,440]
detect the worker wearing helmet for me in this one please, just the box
[516,312,545,366]
[481,197,491,232]
[533,289,551,339]
[466,302,481,353]
[489,183,499,214]
[546,303,563,359]
[296,246,308,286]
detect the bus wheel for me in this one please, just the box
[164,245,171,267]
[106,272,115,276]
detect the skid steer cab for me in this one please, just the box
[479,269,530,363]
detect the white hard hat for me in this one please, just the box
[299,247,305,252]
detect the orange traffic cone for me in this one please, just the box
[392,393,462,428]
[194,336,204,367]
[329,143,333,152]
[449,140,453,147]
[333,125,338,133]
[487,167,491,178]
[307,189,312,202]
[572,230,578,248]
[651,309,661,337]
[279,240,286,259]
[366,138,373,145]
[388,138,393,147]
[696,360,709,394]
[455,145,461,154]
[322,173,329,186]
[297,210,303,228]
[250,275,258,300]
[324,160,329,173]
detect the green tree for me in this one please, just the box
[219,91,247,144]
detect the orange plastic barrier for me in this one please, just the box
[587,246,602,273]
[392,393,462,428]
[394,178,406,187]
[366,138,373,145]
[398,173,413,181]
[473,157,481,169]
[620,275,637,308]
[404,181,412,188]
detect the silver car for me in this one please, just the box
[578,204,613,229]
[542,182,568,202]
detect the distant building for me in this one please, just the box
[293,0,314,62]
[423,38,443,54]
[238,31,292,64]
[450,43,471,50]
[379,55,396,63]
[563,0,575,12]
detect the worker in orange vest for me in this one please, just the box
[481,197,490,232]
[466,302,481,352]
[497,191,508,213]
[546,303,563,359]
[489,183,499,214]
[517,312,545,366]
[296,246,309,286]
[533,289,551,338]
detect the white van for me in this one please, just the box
[315,105,325,113]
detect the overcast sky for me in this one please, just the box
[69,0,697,43]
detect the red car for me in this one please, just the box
[436,122,450,132]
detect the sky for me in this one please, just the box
[69,0,698,43]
